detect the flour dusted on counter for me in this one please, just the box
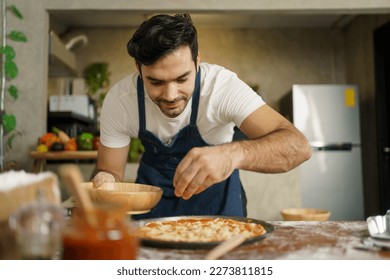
[0,170,57,191]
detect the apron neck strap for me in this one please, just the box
[189,68,201,125]
[137,76,146,132]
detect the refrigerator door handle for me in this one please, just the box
[310,142,355,151]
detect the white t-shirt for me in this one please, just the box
[100,63,265,148]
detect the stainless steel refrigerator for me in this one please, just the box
[281,84,365,220]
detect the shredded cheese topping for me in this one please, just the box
[136,218,266,242]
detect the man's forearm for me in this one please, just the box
[226,127,311,173]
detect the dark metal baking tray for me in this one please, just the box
[133,215,274,249]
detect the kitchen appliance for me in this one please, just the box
[49,95,95,120]
[48,95,97,137]
[281,84,364,220]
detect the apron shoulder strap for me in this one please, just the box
[190,69,201,125]
[136,75,146,132]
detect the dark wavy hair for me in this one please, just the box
[127,14,198,67]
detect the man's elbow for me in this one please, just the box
[283,138,312,172]
[301,140,312,162]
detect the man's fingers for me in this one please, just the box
[173,156,192,187]
[173,158,197,197]
[179,171,209,200]
[174,146,229,199]
[92,171,115,187]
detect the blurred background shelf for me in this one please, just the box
[30,151,97,173]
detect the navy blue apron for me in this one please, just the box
[133,69,246,219]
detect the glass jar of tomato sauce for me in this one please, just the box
[62,203,138,260]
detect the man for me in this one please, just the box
[92,14,311,219]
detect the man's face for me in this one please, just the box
[139,45,198,118]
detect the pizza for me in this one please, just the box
[136,217,266,243]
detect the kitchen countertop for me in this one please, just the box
[138,221,390,260]
[1,220,389,260]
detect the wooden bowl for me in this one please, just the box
[81,182,162,214]
[281,208,331,221]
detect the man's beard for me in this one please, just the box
[155,96,189,118]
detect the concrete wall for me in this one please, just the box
[2,0,48,170]
[52,26,346,110]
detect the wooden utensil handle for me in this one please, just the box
[58,164,94,212]
[204,235,246,260]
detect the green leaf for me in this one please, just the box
[0,45,16,60]
[8,31,27,42]
[9,5,23,20]
[5,60,18,80]
[8,85,19,100]
[6,133,16,150]
[2,114,16,133]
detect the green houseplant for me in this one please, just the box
[83,62,110,107]
[83,62,110,134]
[0,0,27,171]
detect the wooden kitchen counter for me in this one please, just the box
[30,151,97,173]
[138,221,390,260]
